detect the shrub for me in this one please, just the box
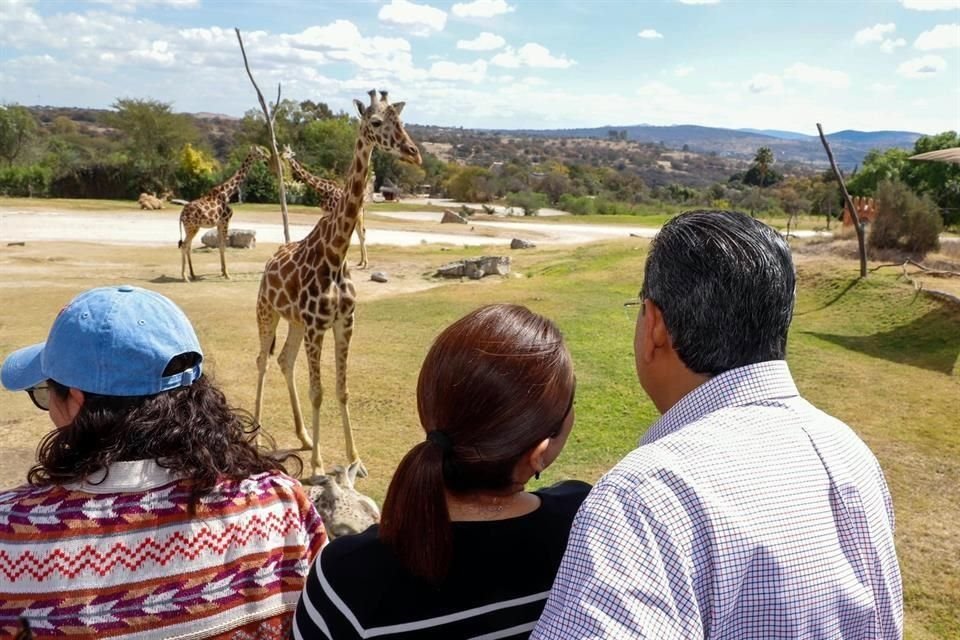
[0,165,51,197]
[558,194,595,215]
[869,179,942,255]
[506,190,547,216]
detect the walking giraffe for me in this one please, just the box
[178,145,269,281]
[281,144,374,269]
[254,91,421,478]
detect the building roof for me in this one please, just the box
[908,147,960,164]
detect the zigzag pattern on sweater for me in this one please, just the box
[0,509,306,581]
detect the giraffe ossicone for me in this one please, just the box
[178,145,269,282]
[255,89,421,480]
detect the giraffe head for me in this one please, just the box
[307,461,381,539]
[281,144,295,161]
[353,89,421,166]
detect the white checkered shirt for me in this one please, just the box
[533,361,903,639]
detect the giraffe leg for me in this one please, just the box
[181,226,200,282]
[218,221,230,280]
[356,210,368,269]
[254,299,280,442]
[334,314,366,477]
[303,330,327,478]
[277,323,310,450]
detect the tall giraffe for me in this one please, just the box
[281,145,373,269]
[254,91,421,478]
[178,145,269,281]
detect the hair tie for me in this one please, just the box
[426,430,453,454]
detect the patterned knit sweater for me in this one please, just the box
[0,460,326,639]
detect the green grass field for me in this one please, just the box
[0,223,957,636]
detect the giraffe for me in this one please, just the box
[178,145,269,281]
[282,144,373,269]
[254,90,421,479]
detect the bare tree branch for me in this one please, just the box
[235,27,290,243]
[817,123,867,278]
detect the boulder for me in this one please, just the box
[510,238,536,249]
[441,209,468,224]
[201,228,257,249]
[370,271,388,283]
[436,256,511,280]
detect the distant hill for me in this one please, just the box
[490,124,926,169]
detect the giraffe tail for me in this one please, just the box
[177,217,184,249]
[269,336,276,356]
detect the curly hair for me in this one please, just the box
[29,368,299,505]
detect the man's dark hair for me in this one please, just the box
[641,209,796,375]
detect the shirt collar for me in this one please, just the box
[63,459,184,494]
[642,360,799,446]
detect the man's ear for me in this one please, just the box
[68,387,85,408]
[641,299,674,361]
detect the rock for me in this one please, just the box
[441,209,468,224]
[510,238,536,249]
[201,228,257,249]
[370,271,388,283]
[436,256,511,280]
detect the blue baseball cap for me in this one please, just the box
[1,285,203,396]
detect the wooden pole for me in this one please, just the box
[817,123,867,278]
[235,28,290,243]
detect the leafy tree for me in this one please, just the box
[103,99,198,189]
[901,131,960,226]
[303,116,357,177]
[846,148,910,196]
[754,146,774,185]
[0,105,38,166]
[175,143,219,199]
[446,166,493,202]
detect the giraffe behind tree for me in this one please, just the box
[282,145,374,269]
[178,145,269,281]
[255,90,421,478]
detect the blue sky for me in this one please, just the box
[1,0,958,135]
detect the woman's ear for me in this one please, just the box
[520,437,551,482]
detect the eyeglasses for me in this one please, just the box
[623,299,644,321]
[26,382,51,411]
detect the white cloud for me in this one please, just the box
[870,82,897,93]
[457,31,506,50]
[129,39,176,66]
[451,0,515,18]
[854,23,895,45]
[747,73,784,94]
[674,65,694,77]
[638,29,663,39]
[783,63,849,89]
[378,0,447,36]
[429,59,488,83]
[914,24,960,49]
[709,81,735,89]
[89,0,198,10]
[880,38,906,53]
[491,43,574,69]
[899,0,960,9]
[897,54,948,77]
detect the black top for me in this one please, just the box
[292,480,591,640]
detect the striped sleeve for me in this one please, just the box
[293,548,362,640]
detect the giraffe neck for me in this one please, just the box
[209,152,258,200]
[288,156,342,212]
[303,137,372,262]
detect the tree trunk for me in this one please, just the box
[817,123,867,278]
[236,28,290,243]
